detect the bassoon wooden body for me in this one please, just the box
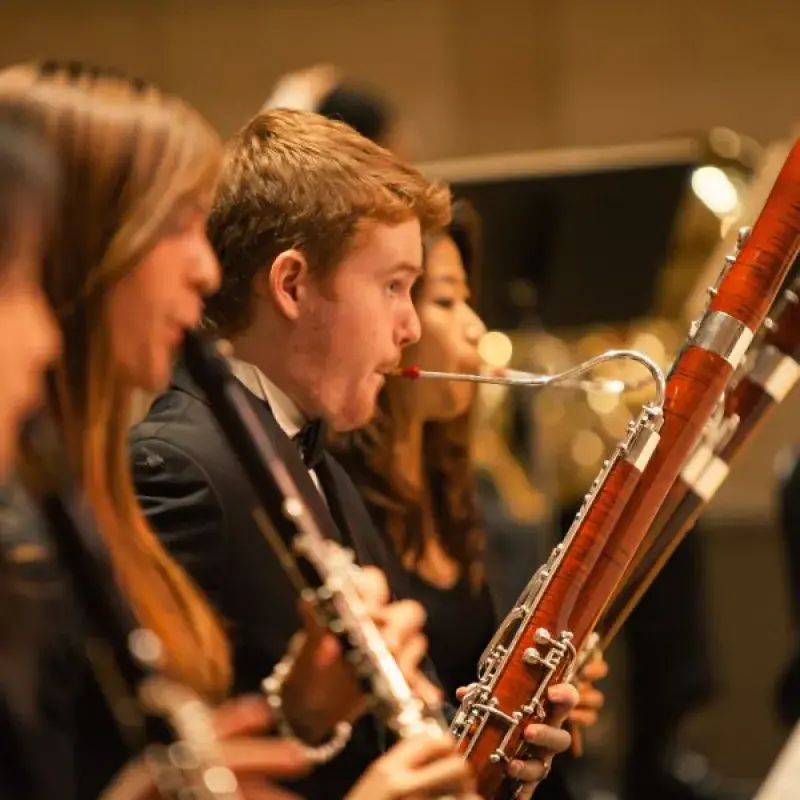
[599,270,800,647]
[451,140,800,799]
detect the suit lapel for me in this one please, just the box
[315,455,373,563]
[246,395,345,545]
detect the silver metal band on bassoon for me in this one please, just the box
[747,343,800,402]
[683,455,730,502]
[680,442,715,488]
[623,424,661,471]
[690,311,754,369]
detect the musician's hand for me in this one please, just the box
[371,600,442,710]
[352,567,442,707]
[512,683,578,799]
[104,696,309,800]
[570,654,608,728]
[344,733,477,800]
[213,696,310,799]
[453,682,577,797]
[282,566,438,743]
[280,599,365,743]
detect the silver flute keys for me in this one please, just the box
[284,500,451,741]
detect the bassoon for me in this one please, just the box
[599,267,800,649]
[448,139,800,798]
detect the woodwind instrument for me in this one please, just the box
[21,415,241,800]
[598,267,800,649]
[180,332,454,751]
[446,139,800,799]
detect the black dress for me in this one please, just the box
[332,449,590,800]
[327,440,498,703]
[403,570,496,704]
[776,452,800,726]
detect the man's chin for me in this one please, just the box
[328,397,378,433]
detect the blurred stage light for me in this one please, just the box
[691,165,739,216]
[479,331,513,368]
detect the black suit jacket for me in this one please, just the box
[129,364,445,800]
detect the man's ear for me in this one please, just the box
[252,249,309,321]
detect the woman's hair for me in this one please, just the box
[0,61,230,698]
[331,199,485,589]
[0,102,58,264]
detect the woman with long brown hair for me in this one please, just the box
[331,199,493,697]
[331,199,607,794]
[0,60,314,800]
[0,61,476,800]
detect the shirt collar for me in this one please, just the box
[226,356,306,439]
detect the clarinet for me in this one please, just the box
[452,139,800,799]
[22,416,241,800]
[180,331,452,746]
[597,268,800,649]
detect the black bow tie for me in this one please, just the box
[292,419,326,469]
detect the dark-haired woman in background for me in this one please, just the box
[330,199,607,798]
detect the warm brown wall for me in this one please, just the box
[1,0,798,159]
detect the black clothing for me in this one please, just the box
[402,571,495,705]
[0,479,129,800]
[129,364,446,800]
[331,444,587,800]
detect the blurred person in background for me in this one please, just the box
[261,64,411,156]
[0,95,64,800]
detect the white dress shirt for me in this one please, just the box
[226,356,325,495]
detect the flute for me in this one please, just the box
[21,415,241,800]
[399,139,800,798]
